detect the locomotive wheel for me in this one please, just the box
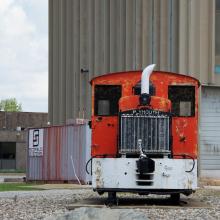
[97,191,104,195]
[106,192,117,206]
[170,193,180,204]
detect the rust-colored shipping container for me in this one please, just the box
[27,124,91,184]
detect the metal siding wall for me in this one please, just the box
[170,0,179,72]
[27,125,91,183]
[0,160,16,170]
[48,0,53,123]
[142,0,153,66]
[52,0,60,124]
[110,0,119,71]
[200,87,220,178]
[178,0,215,82]
[66,0,73,120]
[49,0,215,125]
[178,0,189,74]
[80,0,89,118]
[135,0,143,70]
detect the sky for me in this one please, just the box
[0,0,48,112]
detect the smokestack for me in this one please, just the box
[141,64,156,94]
[139,64,156,106]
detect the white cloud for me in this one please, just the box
[0,2,35,37]
[0,0,48,112]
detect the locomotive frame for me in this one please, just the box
[89,65,200,203]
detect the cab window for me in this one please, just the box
[95,85,121,116]
[168,86,195,117]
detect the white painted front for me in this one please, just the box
[92,158,197,190]
[200,87,220,178]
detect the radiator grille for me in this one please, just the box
[119,109,170,155]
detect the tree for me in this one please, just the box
[0,98,22,112]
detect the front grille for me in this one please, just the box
[119,109,171,155]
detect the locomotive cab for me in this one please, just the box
[90,64,200,203]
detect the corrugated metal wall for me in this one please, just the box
[49,0,217,125]
[200,86,220,179]
[0,160,16,169]
[27,124,91,183]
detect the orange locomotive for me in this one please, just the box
[89,64,200,203]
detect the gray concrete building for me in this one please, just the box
[49,0,220,178]
[0,112,48,170]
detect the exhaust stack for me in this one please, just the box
[140,64,156,106]
[141,64,156,94]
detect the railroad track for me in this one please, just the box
[67,197,211,210]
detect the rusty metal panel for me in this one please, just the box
[27,124,91,183]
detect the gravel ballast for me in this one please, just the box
[0,188,219,220]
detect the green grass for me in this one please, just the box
[0,183,42,192]
[0,169,25,173]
